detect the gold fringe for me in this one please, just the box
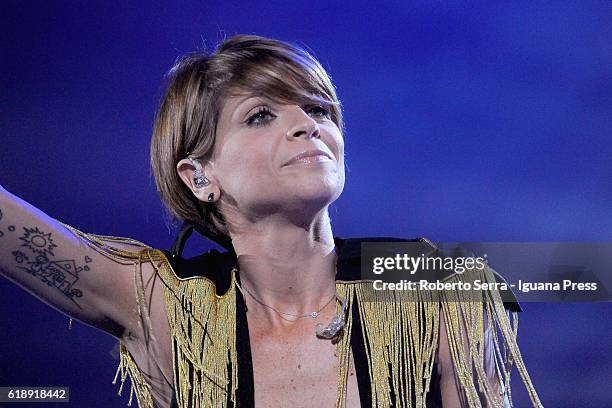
[112,343,155,408]
[57,222,159,407]
[56,222,542,407]
[334,284,355,408]
[57,221,153,265]
[60,222,160,357]
[152,254,239,408]
[153,258,542,408]
[348,280,439,408]
[134,252,157,347]
[62,225,542,408]
[333,264,542,407]
[59,222,159,348]
[439,264,543,408]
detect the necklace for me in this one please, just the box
[236,274,336,321]
[233,268,348,339]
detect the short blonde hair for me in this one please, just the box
[150,34,343,248]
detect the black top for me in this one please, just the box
[162,232,521,408]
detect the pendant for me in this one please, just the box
[311,311,318,319]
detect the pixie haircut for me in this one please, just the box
[150,34,343,249]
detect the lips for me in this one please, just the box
[283,149,333,167]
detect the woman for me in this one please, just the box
[0,34,541,407]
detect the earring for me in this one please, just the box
[188,157,210,188]
[207,192,215,202]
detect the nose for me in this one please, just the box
[285,106,320,140]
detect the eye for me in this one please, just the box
[246,106,276,127]
[306,104,332,119]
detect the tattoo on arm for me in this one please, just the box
[5,224,92,310]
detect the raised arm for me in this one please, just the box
[0,185,153,340]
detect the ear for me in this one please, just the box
[176,158,221,203]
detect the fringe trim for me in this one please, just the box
[112,343,155,408]
[57,221,153,265]
[155,255,238,408]
[59,222,159,351]
[350,280,440,408]
[149,248,542,408]
[56,223,159,407]
[439,265,543,407]
[59,222,542,407]
[334,284,355,408]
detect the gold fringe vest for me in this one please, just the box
[58,223,542,407]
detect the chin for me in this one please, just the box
[291,185,344,210]
[296,176,342,197]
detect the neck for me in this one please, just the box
[230,209,338,329]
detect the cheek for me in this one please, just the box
[217,143,274,191]
[327,129,345,162]
[337,140,345,160]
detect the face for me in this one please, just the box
[208,92,345,223]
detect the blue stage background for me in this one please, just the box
[1,2,611,407]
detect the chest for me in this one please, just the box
[249,332,360,408]
[127,318,361,408]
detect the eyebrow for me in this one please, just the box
[231,95,266,121]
